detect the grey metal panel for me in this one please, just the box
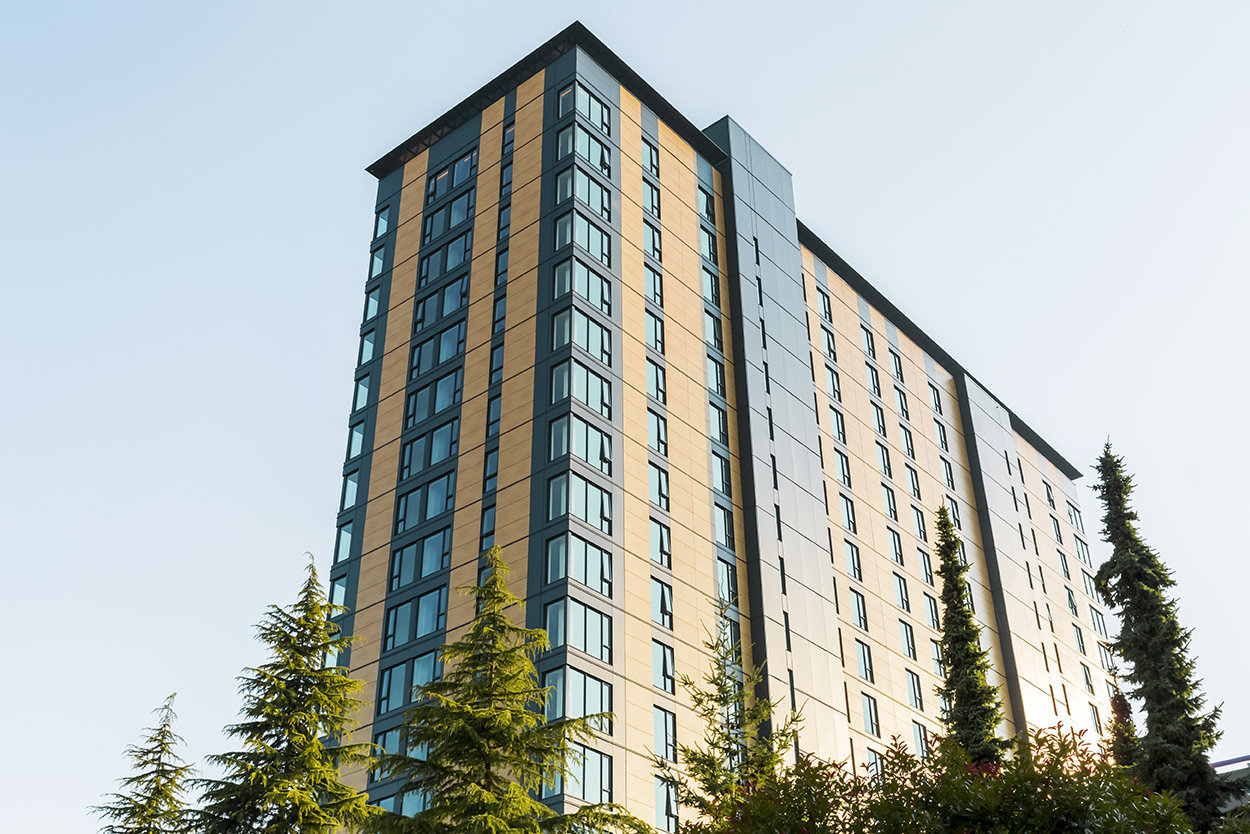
[706,115,842,754]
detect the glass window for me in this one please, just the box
[546,531,612,597]
[347,423,366,459]
[543,666,612,733]
[871,403,887,436]
[840,494,857,533]
[649,463,670,511]
[708,401,728,444]
[699,226,718,265]
[889,529,903,564]
[486,395,501,437]
[712,452,731,497]
[656,778,679,832]
[702,266,720,308]
[354,375,371,411]
[716,557,738,605]
[900,424,915,458]
[890,350,904,382]
[941,457,955,490]
[363,287,381,321]
[654,706,677,763]
[926,594,940,630]
[547,597,612,662]
[644,220,663,261]
[647,359,667,404]
[646,263,664,305]
[895,387,910,420]
[825,366,842,403]
[877,443,892,478]
[373,205,390,238]
[836,449,852,488]
[862,693,880,736]
[900,620,916,659]
[882,483,898,521]
[861,325,876,359]
[653,640,675,692]
[333,520,353,564]
[907,669,924,710]
[850,588,868,629]
[714,504,734,549]
[866,363,881,397]
[389,530,452,594]
[706,355,726,396]
[557,123,611,178]
[895,573,911,612]
[929,382,943,414]
[645,180,661,217]
[855,640,874,682]
[643,138,659,176]
[919,549,934,585]
[845,540,862,580]
[913,722,929,758]
[647,410,668,455]
[646,309,665,354]
[704,311,724,351]
[830,407,846,443]
[652,577,673,629]
[651,518,672,568]
[913,506,928,541]
[698,186,715,223]
[370,246,385,278]
[931,639,945,676]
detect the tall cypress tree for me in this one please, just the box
[934,505,1009,765]
[195,558,376,833]
[93,693,193,834]
[1093,444,1233,831]
[367,546,647,834]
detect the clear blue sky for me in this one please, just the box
[3,2,1247,830]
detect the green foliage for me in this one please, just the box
[93,693,193,834]
[367,546,647,834]
[195,558,376,834]
[1109,684,1139,768]
[674,722,1192,833]
[1093,444,1234,830]
[653,606,799,827]
[934,505,1009,765]
[851,727,1194,834]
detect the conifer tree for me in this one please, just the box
[367,546,647,834]
[653,606,800,824]
[1093,444,1235,831]
[1108,682,1139,769]
[934,505,1009,765]
[93,693,193,834]
[195,558,376,834]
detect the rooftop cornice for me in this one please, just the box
[366,21,727,179]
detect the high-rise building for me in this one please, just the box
[329,21,1112,826]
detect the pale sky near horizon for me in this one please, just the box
[3,2,1248,830]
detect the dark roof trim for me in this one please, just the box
[796,219,1084,481]
[367,21,727,179]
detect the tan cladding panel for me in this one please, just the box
[343,150,432,770]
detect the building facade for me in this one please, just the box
[328,22,1113,828]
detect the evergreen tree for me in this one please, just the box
[934,505,1009,765]
[368,546,647,834]
[1108,683,1139,769]
[93,693,193,834]
[195,558,376,834]
[1093,444,1235,831]
[653,605,799,826]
